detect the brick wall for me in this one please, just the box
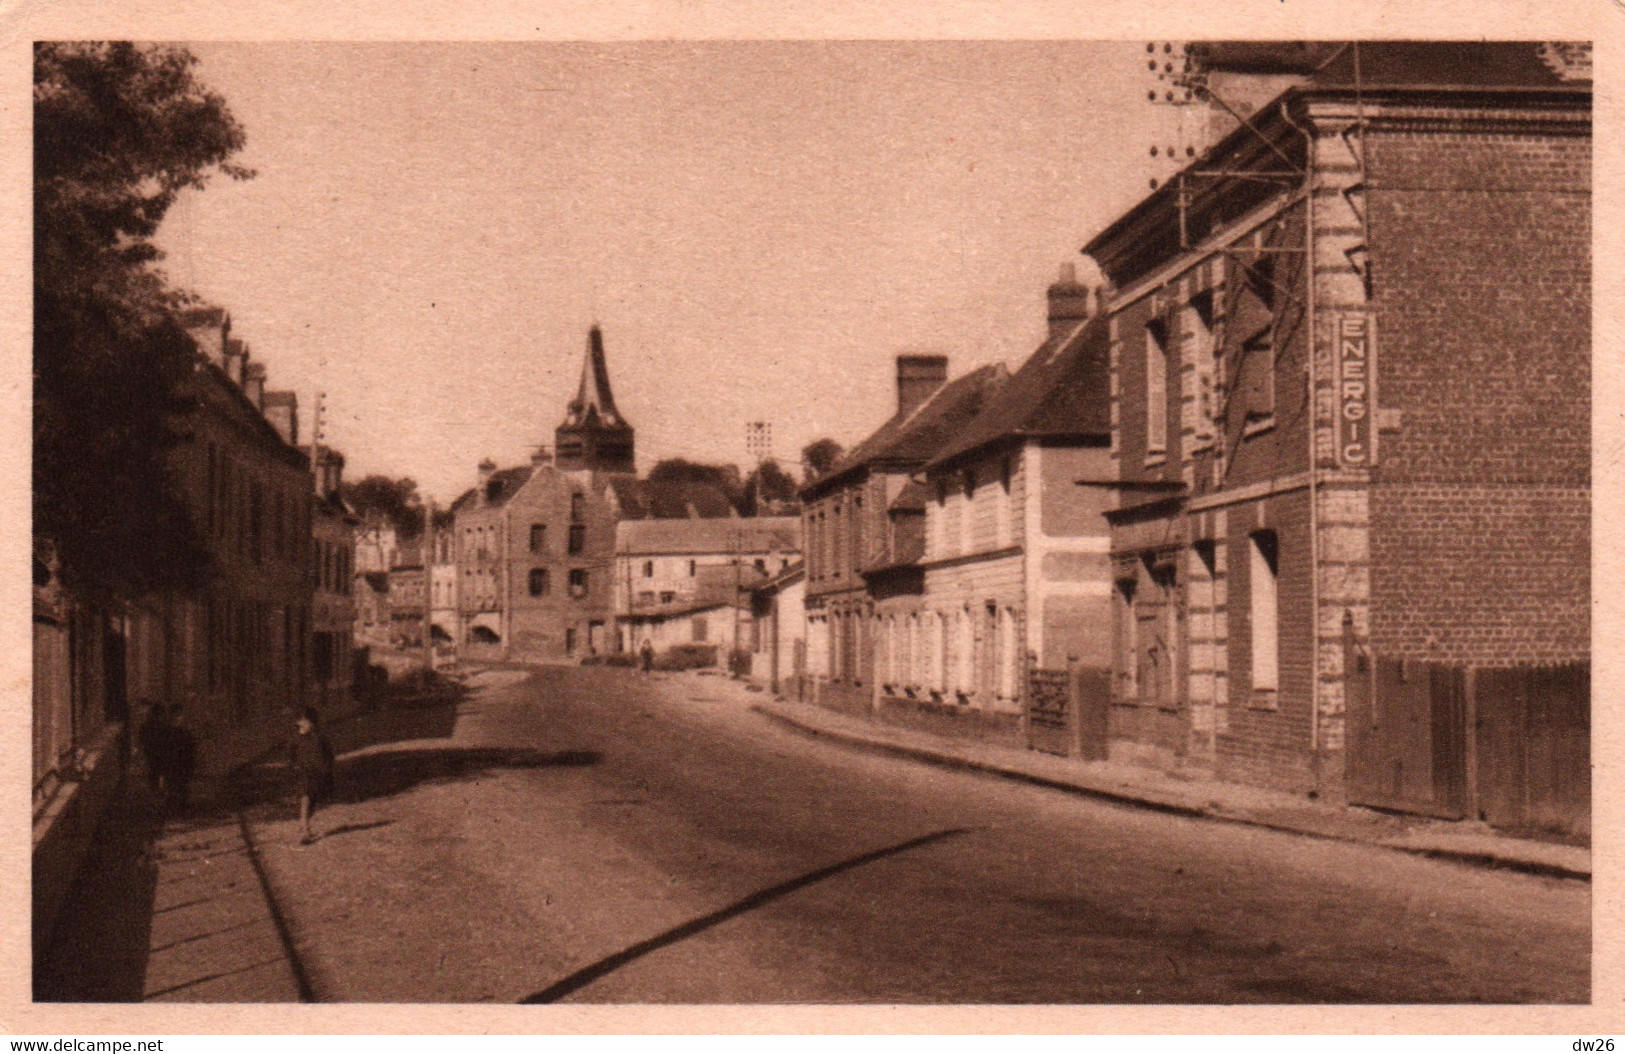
[1366,126,1590,666]
[1215,489,1317,792]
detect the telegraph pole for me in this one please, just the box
[422,497,435,673]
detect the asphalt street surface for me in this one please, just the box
[248,666,1589,1003]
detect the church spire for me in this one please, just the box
[555,325,635,475]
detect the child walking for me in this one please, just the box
[289,707,336,846]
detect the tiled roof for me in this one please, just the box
[889,479,930,514]
[607,477,740,520]
[617,516,800,556]
[926,314,1111,471]
[449,465,533,513]
[806,362,1008,495]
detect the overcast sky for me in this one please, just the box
[157,41,1184,503]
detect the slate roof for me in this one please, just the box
[617,516,800,556]
[925,314,1111,472]
[606,477,740,520]
[804,362,1009,497]
[449,466,533,514]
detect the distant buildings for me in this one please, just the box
[446,325,775,665]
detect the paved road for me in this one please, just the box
[249,666,1589,1003]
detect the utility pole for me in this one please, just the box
[422,497,435,674]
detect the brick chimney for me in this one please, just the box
[262,391,299,445]
[896,354,949,419]
[1047,262,1092,340]
[243,361,267,409]
[223,338,247,386]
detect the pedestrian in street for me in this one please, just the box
[640,638,654,674]
[289,706,335,846]
[164,706,198,815]
[136,702,169,796]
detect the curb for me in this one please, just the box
[751,703,1591,883]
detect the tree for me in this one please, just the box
[742,459,800,516]
[800,438,844,482]
[341,475,425,538]
[647,458,741,490]
[34,42,253,601]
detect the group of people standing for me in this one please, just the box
[135,703,197,814]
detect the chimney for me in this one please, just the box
[262,391,299,445]
[223,338,246,386]
[896,354,949,419]
[243,361,267,409]
[477,458,497,500]
[1047,262,1092,340]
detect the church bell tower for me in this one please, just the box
[555,325,636,476]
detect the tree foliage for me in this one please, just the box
[34,42,251,600]
[647,458,742,490]
[800,438,844,481]
[341,475,426,538]
[741,459,800,515]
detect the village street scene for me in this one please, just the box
[33,40,1590,1005]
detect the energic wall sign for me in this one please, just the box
[1332,311,1377,468]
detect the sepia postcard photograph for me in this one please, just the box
[8,0,1617,1037]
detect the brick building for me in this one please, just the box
[450,325,751,663]
[1083,42,1589,828]
[800,356,1007,715]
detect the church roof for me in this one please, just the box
[560,325,630,432]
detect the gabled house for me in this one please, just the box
[892,268,1112,743]
[800,356,1007,715]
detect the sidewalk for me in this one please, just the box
[747,690,1591,882]
[34,780,306,1003]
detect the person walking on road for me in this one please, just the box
[640,638,655,674]
[164,706,197,815]
[136,702,169,797]
[289,707,336,846]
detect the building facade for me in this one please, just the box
[801,357,1007,715]
[1084,43,1590,822]
[615,516,798,660]
[890,272,1114,742]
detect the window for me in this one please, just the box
[688,559,697,577]
[643,560,654,578]
[1146,317,1170,458]
[570,492,585,522]
[692,616,708,642]
[530,524,547,553]
[568,524,585,555]
[1185,292,1218,445]
[637,590,655,605]
[754,558,766,573]
[528,568,549,597]
[569,568,589,598]
[660,590,675,604]
[1249,530,1279,694]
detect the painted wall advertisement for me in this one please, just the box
[1332,311,1377,468]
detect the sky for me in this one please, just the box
[156,41,1186,504]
